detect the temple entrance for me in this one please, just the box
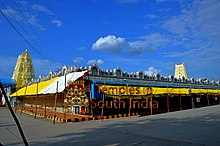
[81,106,85,113]
[75,107,79,114]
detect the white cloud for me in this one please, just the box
[163,16,189,38]
[17,1,28,6]
[162,1,220,59]
[27,15,45,30]
[164,49,198,58]
[145,67,161,76]
[2,2,53,30]
[128,33,169,55]
[87,59,104,65]
[92,34,165,55]
[73,57,84,63]
[92,35,127,53]
[127,45,156,56]
[162,0,220,46]
[138,33,169,47]
[1,6,45,30]
[52,19,63,27]
[91,0,220,66]
[97,59,104,64]
[87,60,96,65]
[145,14,158,19]
[156,0,220,78]
[156,0,166,3]
[27,15,37,25]
[32,4,54,15]
[116,0,140,4]
[1,8,22,21]
[76,47,85,50]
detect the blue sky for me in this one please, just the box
[0,0,220,80]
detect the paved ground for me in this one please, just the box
[0,105,220,146]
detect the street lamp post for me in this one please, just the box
[179,85,182,111]
[166,82,169,112]
[207,84,210,106]
[189,83,194,109]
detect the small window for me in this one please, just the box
[139,73,143,79]
[92,67,98,75]
[116,70,121,77]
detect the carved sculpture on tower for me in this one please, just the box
[12,49,35,89]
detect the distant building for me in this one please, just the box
[174,63,188,79]
[12,49,35,89]
[0,78,16,107]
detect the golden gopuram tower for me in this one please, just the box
[174,63,188,79]
[12,49,35,89]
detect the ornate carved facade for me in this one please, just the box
[174,63,188,80]
[65,79,89,114]
[12,49,35,88]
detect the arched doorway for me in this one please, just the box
[75,106,79,114]
[81,106,85,113]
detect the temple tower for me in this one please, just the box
[12,49,35,88]
[174,63,188,79]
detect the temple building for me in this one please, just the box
[174,63,188,79]
[12,49,35,89]
[11,64,220,118]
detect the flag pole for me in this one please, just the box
[101,93,104,122]
[34,81,39,119]
[64,74,66,121]
[20,85,27,115]
[53,81,59,124]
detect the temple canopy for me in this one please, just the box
[10,70,88,96]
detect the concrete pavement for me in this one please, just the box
[0,105,220,146]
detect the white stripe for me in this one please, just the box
[39,70,87,94]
